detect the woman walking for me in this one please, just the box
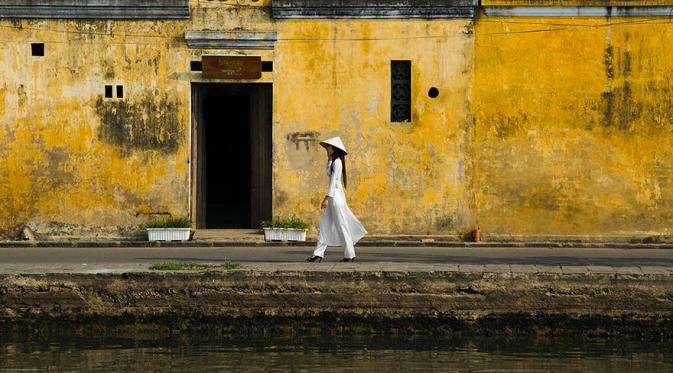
[306,136,367,263]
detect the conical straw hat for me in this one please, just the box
[319,136,347,154]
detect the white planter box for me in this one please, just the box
[263,228,307,242]
[147,228,191,242]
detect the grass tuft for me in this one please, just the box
[149,260,240,271]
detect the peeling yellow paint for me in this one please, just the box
[273,19,474,235]
[473,15,673,236]
[1,1,672,240]
[0,16,191,233]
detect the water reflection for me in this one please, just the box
[1,334,673,372]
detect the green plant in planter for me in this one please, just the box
[145,216,192,229]
[261,216,309,230]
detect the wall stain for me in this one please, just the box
[39,146,73,184]
[17,85,26,109]
[435,214,457,230]
[274,190,289,206]
[0,139,74,235]
[488,113,527,138]
[602,47,640,131]
[101,60,115,80]
[462,22,474,35]
[622,50,632,77]
[604,45,614,80]
[95,94,182,155]
[286,131,320,151]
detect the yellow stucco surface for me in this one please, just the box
[273,19,474,234]
[1,0,673,239]
[0,17,193,234]
[473,15,673,236]
[0,1,475,238]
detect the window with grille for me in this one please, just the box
[391,60,411,123]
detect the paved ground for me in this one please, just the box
[1,246,673,274]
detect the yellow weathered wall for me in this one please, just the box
[0,19,194,236]
[0,1,475,238]
[5,0,672,240]
[473,14,673,237]
[273,19,474,234]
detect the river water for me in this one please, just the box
[2,334,673,372]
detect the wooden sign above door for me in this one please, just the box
[201,55,262,79]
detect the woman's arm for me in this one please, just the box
[321,159,341,209]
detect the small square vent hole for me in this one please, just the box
[31,43,44,57]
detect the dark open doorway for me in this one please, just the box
[191,83,272,229]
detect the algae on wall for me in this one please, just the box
[0,2,477,237]
[0,17,193,236]
[472,14,673,236]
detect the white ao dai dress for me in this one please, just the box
[313,158,367,259]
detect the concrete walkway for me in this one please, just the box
[1,246,673,274]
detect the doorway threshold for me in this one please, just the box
[193,229,264,243]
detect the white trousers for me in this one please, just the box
[313,240,356,259]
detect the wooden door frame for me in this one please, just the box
[190,84,205,228]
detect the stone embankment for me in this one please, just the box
[2,269,673,338]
